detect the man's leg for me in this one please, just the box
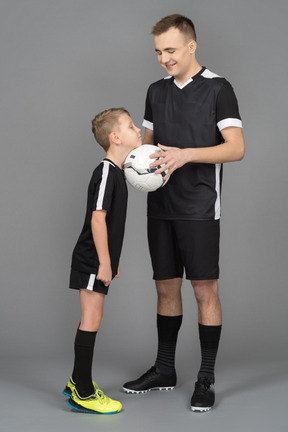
[154,279,183,374]
[190,279,222,412]
[192,279,222,326]
[156,278,182,316]
[123,278,182,393]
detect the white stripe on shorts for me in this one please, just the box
[87,274,96,291]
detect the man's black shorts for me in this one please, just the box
[147,218,220,281]
[69,269,109,295]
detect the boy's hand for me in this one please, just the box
[115,266,120,278]
[96,262,112,287]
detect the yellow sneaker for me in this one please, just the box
[62,377,98,397]
[68,387,122,414]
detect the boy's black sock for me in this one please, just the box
[71,324,80,383]
[155,314,183,375]
[197,323,222,385]
[72,328,97,398]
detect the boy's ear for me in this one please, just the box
[109,131,121,146]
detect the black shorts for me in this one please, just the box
[147,218,220,281]
[69,269,109,295]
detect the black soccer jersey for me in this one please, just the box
[143,67,242,220]
[71,159,128,275]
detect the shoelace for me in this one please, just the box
[91,388,106,402]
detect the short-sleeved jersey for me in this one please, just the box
[71,159,128,275]
[143,67,242,220]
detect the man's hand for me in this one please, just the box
[149,144,189,180]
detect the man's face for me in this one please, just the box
[116,114,142,150]
[154,27,196,83]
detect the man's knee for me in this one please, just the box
[156,278,182,298]
[191,279,219,305]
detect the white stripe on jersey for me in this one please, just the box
[96,160,112,210]
[201,69,222,79]
[217,118,243,130]
[143,119,154,130]
[214,164,221,220]
[87,274,96,290]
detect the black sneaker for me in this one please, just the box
[190,377,215,412]
[123,366,177,394]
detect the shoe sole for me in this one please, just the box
[123,386,175,394]
[62,389,71,397]
[67,398,121,415]
[191,406,212,412]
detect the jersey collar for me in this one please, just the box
[170,66,206,89]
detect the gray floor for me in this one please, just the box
[1,356,287,432]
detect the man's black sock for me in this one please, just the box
[197,323,222,384]
[155,314,183,375]
[72,328,97,398]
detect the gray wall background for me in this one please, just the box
[1,0,287,370]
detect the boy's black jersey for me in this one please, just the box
[143,67,242,220]
[71,159,127,275]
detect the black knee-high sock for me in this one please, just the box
[72,328,97,398]
[71,324,80,383]
[197,323,222,384]
[155,314,183,375]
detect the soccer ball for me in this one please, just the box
[123,144,169,192]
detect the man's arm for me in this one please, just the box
[91,210,112,287]
[150,127,245,180]
[143,128,154,144]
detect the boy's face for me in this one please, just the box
[154,27,196,84]
[116,114,142,150]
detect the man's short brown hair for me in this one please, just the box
[151,14,196,41]
[91,108,130,152]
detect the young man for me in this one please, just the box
[63,108,141,414]
[123,14,245,412]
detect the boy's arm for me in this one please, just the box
[91,210,112,287]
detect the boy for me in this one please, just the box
[63,108,142,414]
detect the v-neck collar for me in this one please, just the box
[171,66,206,90]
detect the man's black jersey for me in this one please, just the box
[71,159,127,275]
[143,67,242,220]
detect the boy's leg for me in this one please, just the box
[67,288,122,414]
[74,290,105,397]
[79,289,105,332]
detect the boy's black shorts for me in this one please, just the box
[69,269,109,295]
[148,218,220,281]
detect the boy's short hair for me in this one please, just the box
[151,14,196,42]
[91,108,130,152]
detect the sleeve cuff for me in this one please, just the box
[142,119,153,130]
[217,118,243,131]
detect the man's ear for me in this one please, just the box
[189,39,197,54]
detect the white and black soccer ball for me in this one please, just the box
[123,144,169,192]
